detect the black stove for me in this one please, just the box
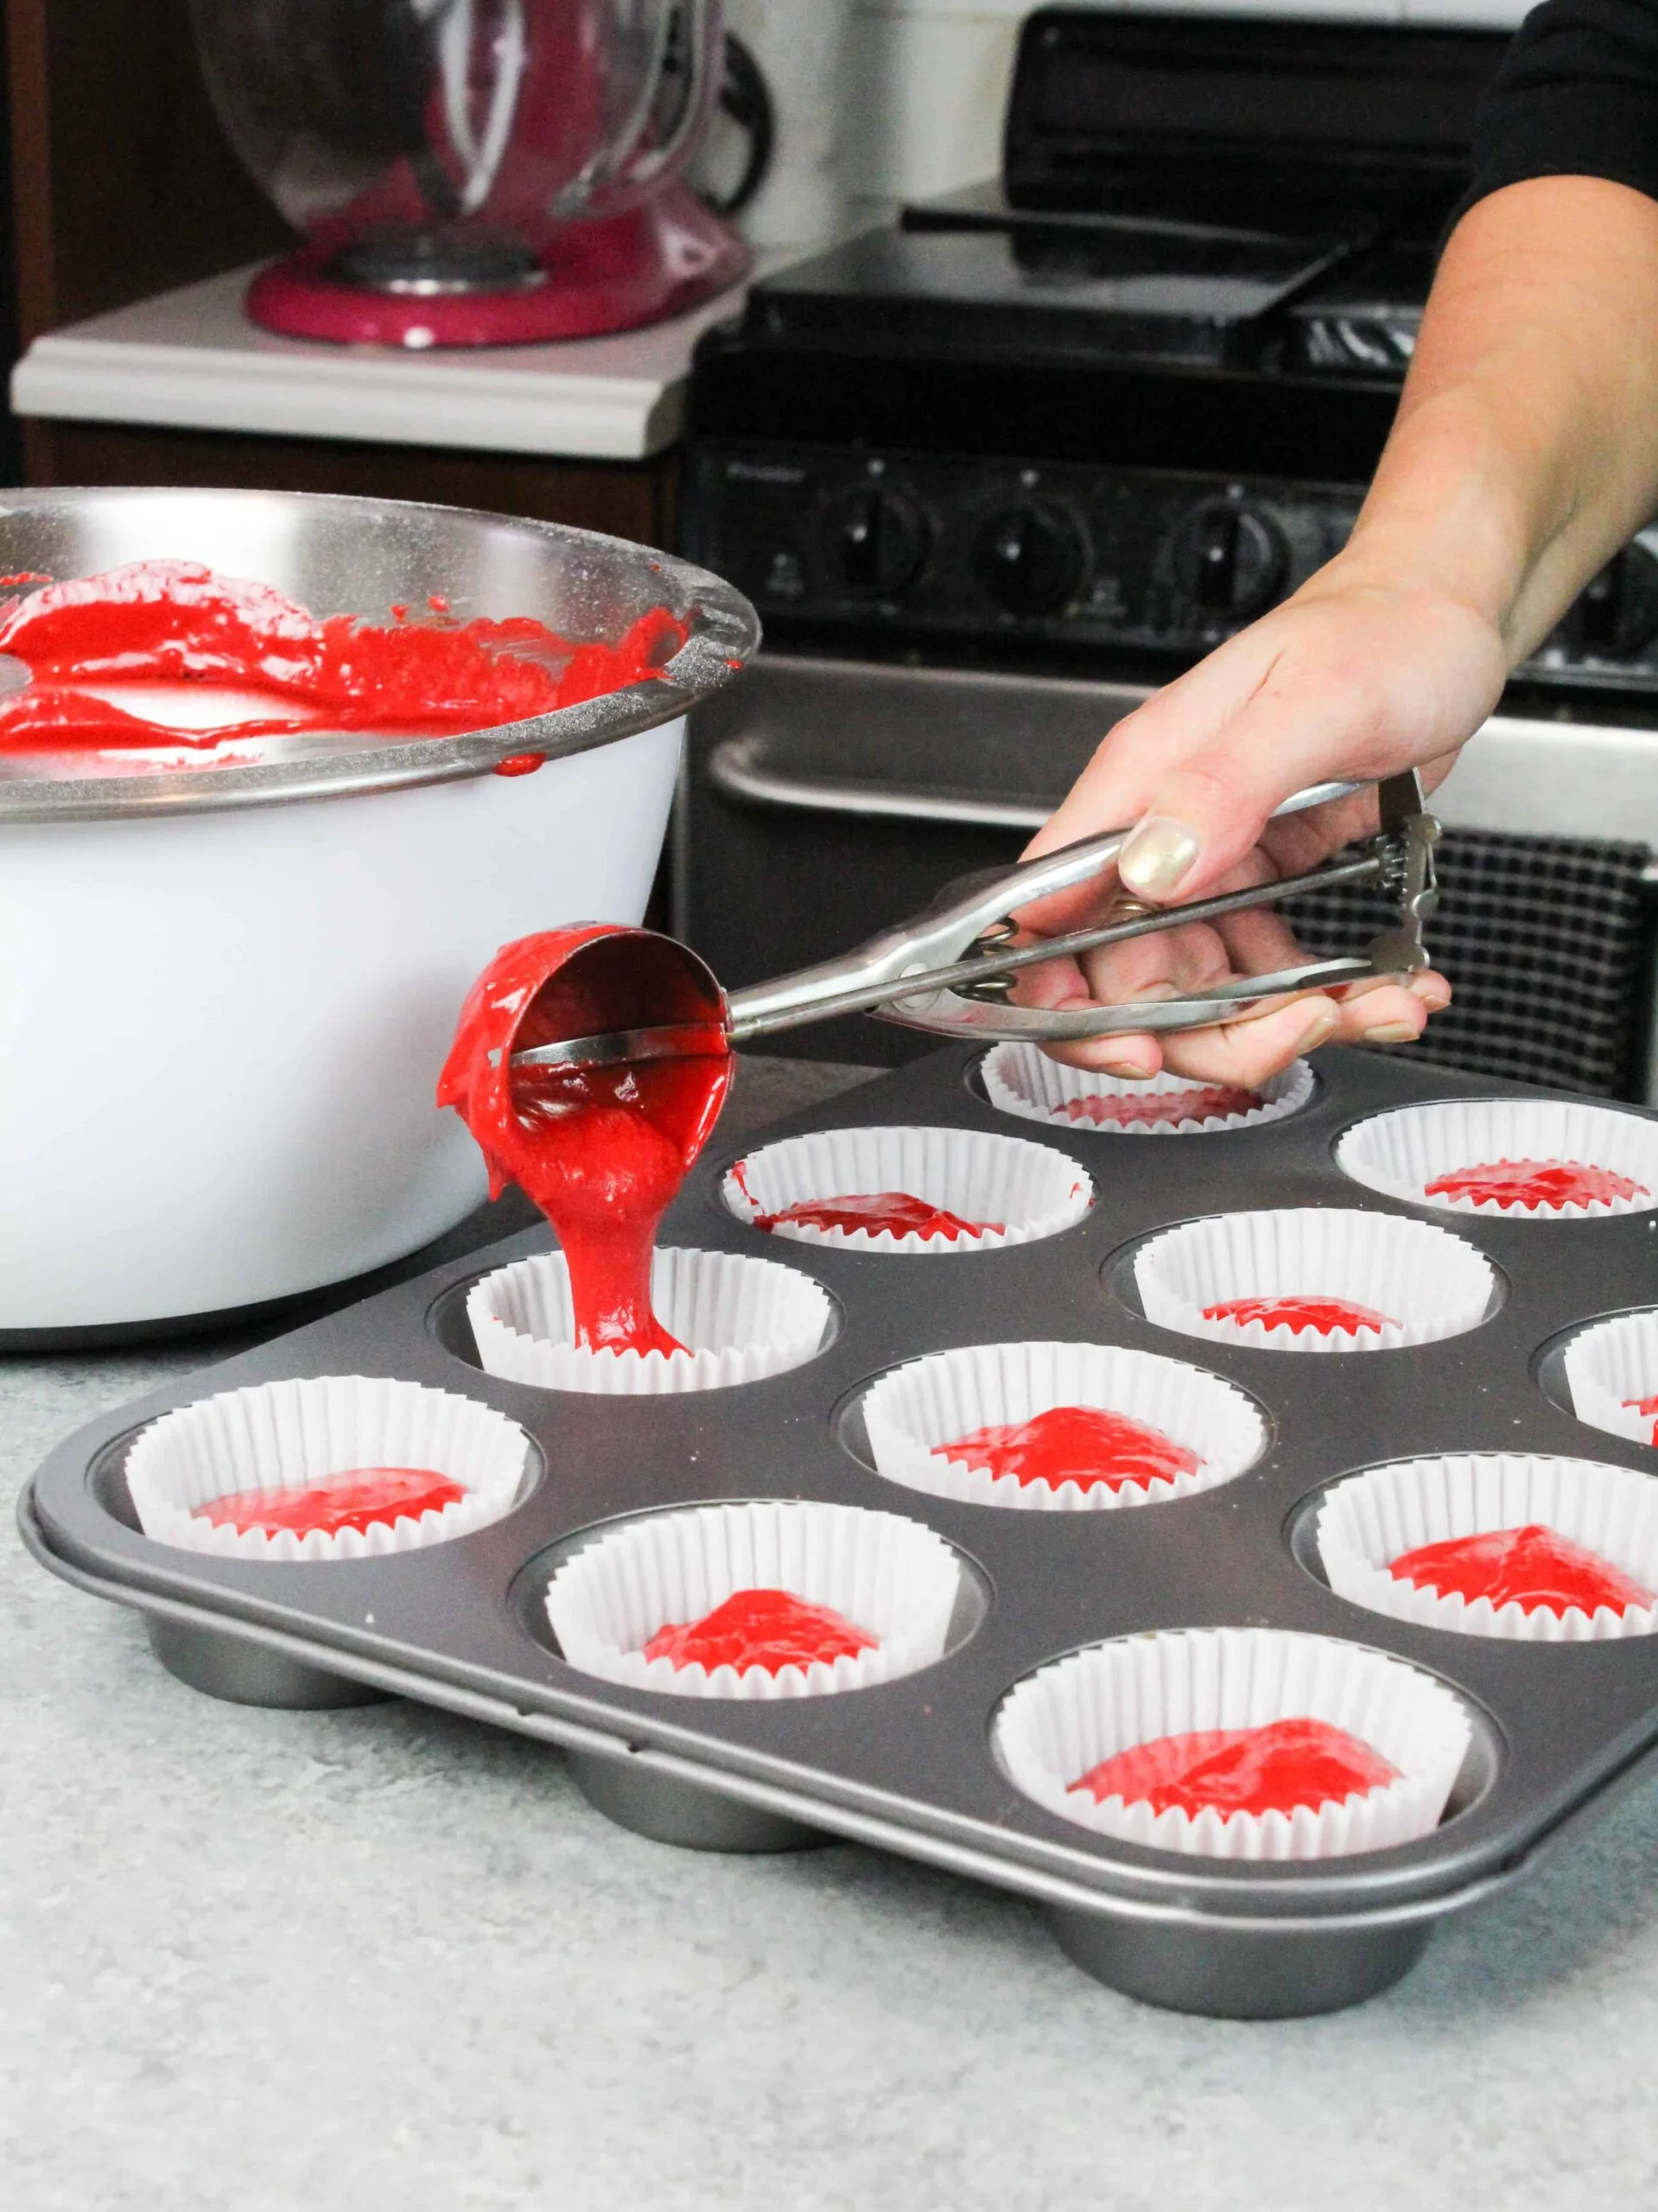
[674,10,1658,1101]
[683,10,1658,690]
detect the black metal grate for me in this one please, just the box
[1280,829,1654,1099]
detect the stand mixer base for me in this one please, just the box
[246,187,748,348]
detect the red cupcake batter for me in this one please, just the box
[1623,1392,1658,1446]
[751,1191,1003,1242]
[1063,1084,1261,1128]
[1074,1717,1399,1818]
[1203,1295,1394,1338]
[198,1466,465,1538]
[1424,1157,1647,1211]
[439,927,732,1357]
[643,1588,879,1674]
[1389,1522,1653,1618]
[0,561,685,750]
[933,1403,1199,1491]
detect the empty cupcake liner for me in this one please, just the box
[124,1375,532,1564]
[981,1044,1314,1136]
[1565,1311,1658,1449]
[860,1340,1266,1512]
[994,1625,1471,1860]
[721,1125,1092,1254]
[467,1246,834,1395]
[1336,1098,1658,1219]
[545,1497,963,1700]
[1134,1207,1496,1354]
[1317,1452,1658,1641]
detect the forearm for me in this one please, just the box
[1313,175,1658,660]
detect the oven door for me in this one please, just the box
[680,652,1658,1096]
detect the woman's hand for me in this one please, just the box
[1008,567,1506,1082]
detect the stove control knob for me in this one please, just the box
[973,504,1087,619]
[1171,502,1287,620]
[818,485,930,596]
[1571,543,1658,658]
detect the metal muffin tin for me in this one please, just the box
[22,1044,1658,2018]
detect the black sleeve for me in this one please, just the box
[1461,0,1658,218]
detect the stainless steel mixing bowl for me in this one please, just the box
[0,484,759,817]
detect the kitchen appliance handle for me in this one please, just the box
[707,732,1359,836]
[707,732,1064,830]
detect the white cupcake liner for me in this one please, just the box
[124,1376,532,1564]
[545,1498,962,1700]
[1134,1207,1496,1354]
[1565,1311,1658,1449]
[981,1045,1314,1136]
[467,1246,833,1395]
[994,1626,1471,1860]
[1317,1452,1658,1641]
[860,1340,1266,1512]
[1336,1099,1658,1219]
[721,1125,1092,1254]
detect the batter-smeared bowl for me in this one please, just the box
[859,1340,1266,1512]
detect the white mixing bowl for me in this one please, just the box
[0,487,757,1332]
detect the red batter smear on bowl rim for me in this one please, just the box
[933,1404,1199,1492]
[644,1589,878,1675]
[1062,1084,1261,1129]
[0,560,686,751]
[1073,1717,1399,1819]
[196,1467,466,1539]
[1203,1295,1394,1338]
[439,926,733,1357]
[1424,1158,1647,1211]
[1388,1523,1653,1618]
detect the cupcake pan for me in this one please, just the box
[22,1046,1658,2020]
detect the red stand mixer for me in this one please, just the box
[189,0,749,347]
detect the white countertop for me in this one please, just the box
[10,1053,1658,2209]
[10,259,765,463]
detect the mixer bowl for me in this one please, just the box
[0,486,758,1334]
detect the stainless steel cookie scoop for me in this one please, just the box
[511,772,1440,1073]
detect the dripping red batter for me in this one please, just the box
[439,927,732,1357]
[1424,1157,1648,1211]
[1389,1522,1653,1618]
[1203,1295,1394,1338]
[934,1404,1199,1492]
[198,1466,465,1539]
[644,1588,878,1674]
[1623,1391,1658,1446]
[1063,1084,1261,1128]
[751,1192,1004,1242]
[1074,1717,1399,1818]
[0,561,685,750]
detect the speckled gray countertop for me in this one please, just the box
[7,1056,1658,2212]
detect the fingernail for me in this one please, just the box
[1298,1007,1340,1051]
[1362,1020,1420,1045]
[1104,1059,1154,1080]
[1119,817,1202,899]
